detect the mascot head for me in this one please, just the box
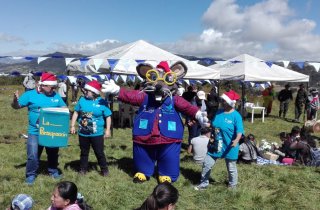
[136,61,187,101]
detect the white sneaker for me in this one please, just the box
[194,185,207,191]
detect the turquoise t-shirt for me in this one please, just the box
[75,96,112,137]
[18,89,66,135]
[208,109,244,160]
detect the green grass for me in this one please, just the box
[0,85,320,209]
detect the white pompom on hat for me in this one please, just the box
[39,72,57,86]
[220,91,238,108]
[84,80,102,95]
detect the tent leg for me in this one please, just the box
[241,82,247,120]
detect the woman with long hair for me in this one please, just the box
[135,183,179,210]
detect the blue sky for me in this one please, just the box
[0,0,319,60]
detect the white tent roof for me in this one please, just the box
[209,54,309,82]
[67,40,219,80]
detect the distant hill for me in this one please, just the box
[177,54,225,66]
[0,52,86,74]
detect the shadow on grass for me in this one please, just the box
[14,160,63,175]
[64,160,98,172]
[180,162,215,185]
[181,142,189,151]
[180,168,217,185]
[108,157,135,177]
[0,134,20,144]
[180,155,194,162]
[109,144,128,150]
[180,167,201,184]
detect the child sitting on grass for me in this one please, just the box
[48,181,92,210]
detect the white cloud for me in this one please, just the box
[0,32,27,45]
[165,0,320,60]
[0,38,124,56]
[51,39,123,55]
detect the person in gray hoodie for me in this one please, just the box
[22,72,36,91]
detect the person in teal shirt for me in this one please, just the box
[195,91,244,190]
[70,80,112,176]
[12,72,66,185]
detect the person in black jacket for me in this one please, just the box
[278,84,293,118]
[294,84,308,122]
[206,86,219,121]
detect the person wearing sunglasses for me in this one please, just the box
[102,61,209,184]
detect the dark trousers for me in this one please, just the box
[295,103,304,120]
[279,101,289,117]
[62,97,68,106]
[79,135,108,171]
[187,123,201,145]
[307,109,317,120]
[38,146,59,172]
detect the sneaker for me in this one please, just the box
[194,184,207,191]
[25,176,36,185]
[101,169,109,177]
[50,172,62,179]
[78,169,87,176]
[228,185,237,190]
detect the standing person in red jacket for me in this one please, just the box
[262,85,275,116]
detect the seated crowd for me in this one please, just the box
[7,181,178,210]
[235,126,320,166]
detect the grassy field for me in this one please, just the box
[0,85,320,209]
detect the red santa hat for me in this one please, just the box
[220,91,239,108]
[156,61,171,73]
[84,80,101,95]
[39,72,57,86]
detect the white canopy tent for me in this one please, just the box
[210,54,310,118]
[67,40,220,80]
[209,54,309,82]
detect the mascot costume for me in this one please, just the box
[102,61,209,183]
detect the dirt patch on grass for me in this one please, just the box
[0,135,20,144]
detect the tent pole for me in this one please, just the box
[108,72,114,138]
[241,82,246,120]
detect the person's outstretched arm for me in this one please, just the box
[11,90,21,109]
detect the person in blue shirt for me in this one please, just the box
[195,91,244,190]
[70,80,112,176]
[12,72,67,185]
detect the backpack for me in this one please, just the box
[309,147,320,167]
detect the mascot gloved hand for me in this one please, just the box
[101,80,120,95]
[195,110,210,128]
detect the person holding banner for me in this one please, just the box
[12,72,67,185]
[70,80,112,176]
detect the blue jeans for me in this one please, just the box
[26,134,59,178]
[199,154,238,188]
